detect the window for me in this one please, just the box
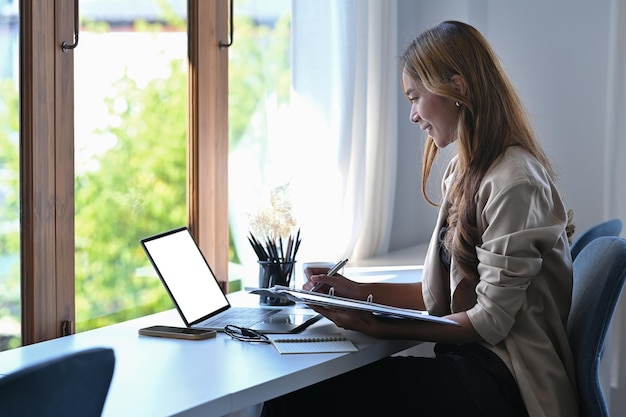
[13,0,395,348]
[228,1,401,288]
[0,0,19,350]
[17,0,229,347]
[227,0,293,289]
[74,1,188,331]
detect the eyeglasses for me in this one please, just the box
[224,324,270,343]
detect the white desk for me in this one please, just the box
[0,287,422,417]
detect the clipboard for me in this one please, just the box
[250,285,459,326]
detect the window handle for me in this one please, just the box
[219,0,234,49]
[62,0,79,52]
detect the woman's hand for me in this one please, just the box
[310,305,484,343]
[303,267,363,300]
[308,305,387,337]
[302,268,482,343]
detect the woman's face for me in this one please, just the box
[402,69,460,149]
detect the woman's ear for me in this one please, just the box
[451,74,467,95]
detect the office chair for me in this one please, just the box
[0,347,115,417]
[567,236,626,417]
[570,218,622,260]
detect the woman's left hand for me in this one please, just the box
[308,304,385,338]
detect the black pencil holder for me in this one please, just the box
[258,260,296,306]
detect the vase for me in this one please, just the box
[258,260,296,306]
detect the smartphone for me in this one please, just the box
[138,325,217,340]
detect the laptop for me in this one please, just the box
[140,227,320,334]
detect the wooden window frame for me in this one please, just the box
[187,0,229,293]
[19,0,229,345]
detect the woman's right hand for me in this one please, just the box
[303,268,362,299]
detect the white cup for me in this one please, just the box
[298,261,346,288]
[302,260,335,272]
[301,261,343,280]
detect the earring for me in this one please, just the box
[455,101,461,107]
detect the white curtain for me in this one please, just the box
[229,0,399,288]
[291,0,399,265]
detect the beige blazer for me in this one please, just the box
[422,146,579,417]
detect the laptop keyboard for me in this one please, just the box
[202,307,278,328]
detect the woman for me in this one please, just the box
[261,20,578,417]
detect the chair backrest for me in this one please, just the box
[570,218,623,260]
[567,236,626,417]
[0,347,115,417]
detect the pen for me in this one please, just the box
[326,258,349,276]
[311,258,349,292]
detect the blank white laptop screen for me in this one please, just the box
[141,228,228,324]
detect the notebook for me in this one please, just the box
[268,334,358,354]
[140,227,320,334]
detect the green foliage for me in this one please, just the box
[155,0,185,30]
[0,79,20,347]
[228,13,291,147]
[0,79,19,228]
[0,6,292,335]
[75,11,291,330]
[74,60,187,331]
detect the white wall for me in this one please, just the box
[391,0,625,414]
[391,0,618,250]
[390,0,474,251]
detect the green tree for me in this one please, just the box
[228,13,291,146]
[74,12,291,330]
[0,79,21,349]
[75,60,187,330]
[0,6,292,337]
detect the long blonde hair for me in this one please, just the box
[401,21,557,282]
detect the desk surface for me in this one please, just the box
[0,282,422,417]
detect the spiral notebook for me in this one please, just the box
[268,333,358,354]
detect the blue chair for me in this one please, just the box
[0,347,115,417]
[570,218,622,260]
[567,236,626,417]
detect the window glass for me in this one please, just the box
[75,1,187,331]
[0,0,19,351]
[228,0,294,289]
